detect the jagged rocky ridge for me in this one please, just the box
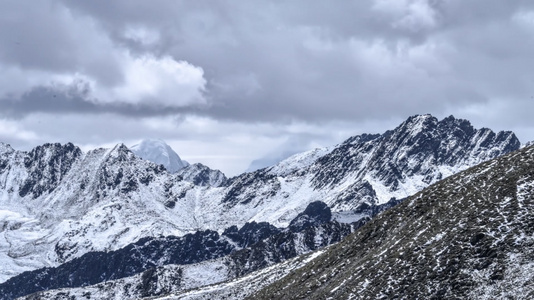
[8,202,366,300]
[0,115,520,283]
[0,143,197,282]
[217,114,519,225]
[248,144,534,299]
[176,163,227,187]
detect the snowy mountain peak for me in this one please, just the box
[107,143,135,161]
[0,143,14,155]
[406,113,434,123]
[395,114,473,138]
[176,163,227,187]
[310,114,520,207]
[130,139,188,173]
[399,113,435,132]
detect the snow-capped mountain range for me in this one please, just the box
[6,201,363,300]
[0,114,520,287]
[250,143,534,299]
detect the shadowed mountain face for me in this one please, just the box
[251,145,534,300]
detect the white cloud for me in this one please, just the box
[123,26,161,46]
[0,119,39,144]
[373,0,438,32]
[91,54,207,107]
[0,1,207,109]
[513,10,534,29]
[0,52,207,109]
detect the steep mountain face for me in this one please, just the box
[198,114,519,229]
[176,163,227,187]
[0,115,520,284]
[0,143,200,282]
[309,115,519,208]
[130,139,189,173]
[10,202,364,300]
[251,145,534,299]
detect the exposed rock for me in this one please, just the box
[251,145,534,299]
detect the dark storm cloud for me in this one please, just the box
[0,85,203,119]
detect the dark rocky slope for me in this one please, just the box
[251,145,534,299]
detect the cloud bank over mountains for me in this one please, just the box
[1,0,534,174]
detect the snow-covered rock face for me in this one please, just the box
[252,144,534,300]
[0,114,521,284]
[214,114,519,228]
[131,139,227,186]
[0,143,198,283]
[310,114,520,206]
[130,139,188,173]
[9,201,358,300]
[176,163,227,187]
[0,143,14,156]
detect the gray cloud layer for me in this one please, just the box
[57,1,534,121]
[1,0,534,174]
[0,85,199,118]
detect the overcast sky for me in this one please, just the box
[1,0,534,175]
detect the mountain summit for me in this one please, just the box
[130,139,188,173]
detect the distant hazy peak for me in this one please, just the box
[130,139,187,173]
